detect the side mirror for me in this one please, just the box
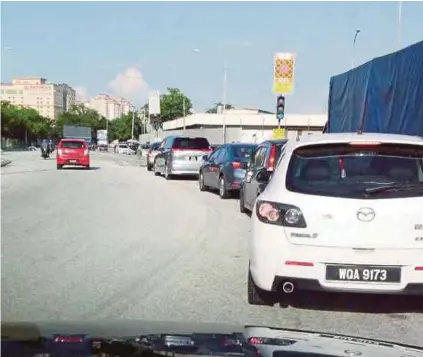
[256,169,272,183]
[202,155,209,161]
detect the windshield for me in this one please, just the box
[173,137,210,149]
[286,143,423,199]
[231,145,256,161]
[3,1,423,352]
[60,141,85,149]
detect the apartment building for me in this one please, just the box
[87,93,132,120]
[0,77,76,120]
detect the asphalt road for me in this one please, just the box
[2,151,422,346]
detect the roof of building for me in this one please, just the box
[163,109,327,130]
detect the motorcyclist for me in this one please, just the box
[40,139,50,157]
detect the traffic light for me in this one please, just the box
[276,95,285,121]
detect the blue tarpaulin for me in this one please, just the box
[327,40,423,136]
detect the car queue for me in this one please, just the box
[145,133,423,306]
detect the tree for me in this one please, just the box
[206,102,234,113]
[108,111,143,141]
[55,104,106,139]
[141,88,193,125]
[1,101,53,143]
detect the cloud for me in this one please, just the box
[107,66,149,103]
[74,86,89,102]
[193,48,201,53]
[242,41,253,47]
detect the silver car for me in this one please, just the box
[153,136,212,180]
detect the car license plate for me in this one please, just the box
[325,265,401,283]
[69,160,77,163]
[188,156,197,161]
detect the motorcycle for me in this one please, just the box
[41,148,50,159]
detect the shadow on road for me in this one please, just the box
[61,166,101,170]
[275,291,423,314]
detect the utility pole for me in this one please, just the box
[222,64,228,144]
[183,97,186,131]
[131,106,135,140]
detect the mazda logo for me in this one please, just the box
[356,207,376,222]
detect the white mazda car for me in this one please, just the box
[248,132,423,305]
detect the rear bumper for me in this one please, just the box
[57,157,90,166]
[169,160,202,176]
[270,276,423,296]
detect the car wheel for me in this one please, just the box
[57,164,62,170]
[219,176,229,199]
[165,163,172,180]
[248,267,274,306]
[199,171,207,191]
[239,186,247,213]
[86,165,90,170]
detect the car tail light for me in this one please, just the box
[256,200,307,228]
[231,162,242,169]
[84,149,89,155]
[349,141,381,146]
[58,149,63,155]
[415,266,423,271]
[267,145,277,171]
[54,335,84,343]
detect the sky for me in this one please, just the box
[1,1,423,114]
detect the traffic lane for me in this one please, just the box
[112,172,422,347]
[2,154,422,347]
[1,152,211,322]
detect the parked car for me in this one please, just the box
[239,140,288,213]
[199,143,257,199]
[116,143,135,155]
[153,136,212,180]
[56,138,90,170]
[146,142,161,171]
[248,133,423,305]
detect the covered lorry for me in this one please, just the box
[326,40,423,136]
[63,125,92,144]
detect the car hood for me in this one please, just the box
[1,320,422,357]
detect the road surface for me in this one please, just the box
[1,151,422,346]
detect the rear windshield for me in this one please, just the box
[173,137,210,149]
[286,143,423,199]
[231,145,256,160]
[60,141,85,149]
[274,142,287,162]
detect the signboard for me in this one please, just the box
[24,85,51,92]
[148,91,161,115]
[272,128,286,139]
[272,53,296,94]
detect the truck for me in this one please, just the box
[63,125,92,144]
[326,40,423,136]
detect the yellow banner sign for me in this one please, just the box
[272,128,286,139]
[272,53,296,94]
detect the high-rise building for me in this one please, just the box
[0,77,76,120]
[87,94,132,120]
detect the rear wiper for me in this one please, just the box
[364,183,423,195]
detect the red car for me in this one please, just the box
[56,139,90,170]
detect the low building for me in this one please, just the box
[140,108,327,144]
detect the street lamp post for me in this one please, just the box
[397,1,403,50]
[351,29,361,69]
[131,106,135,140]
